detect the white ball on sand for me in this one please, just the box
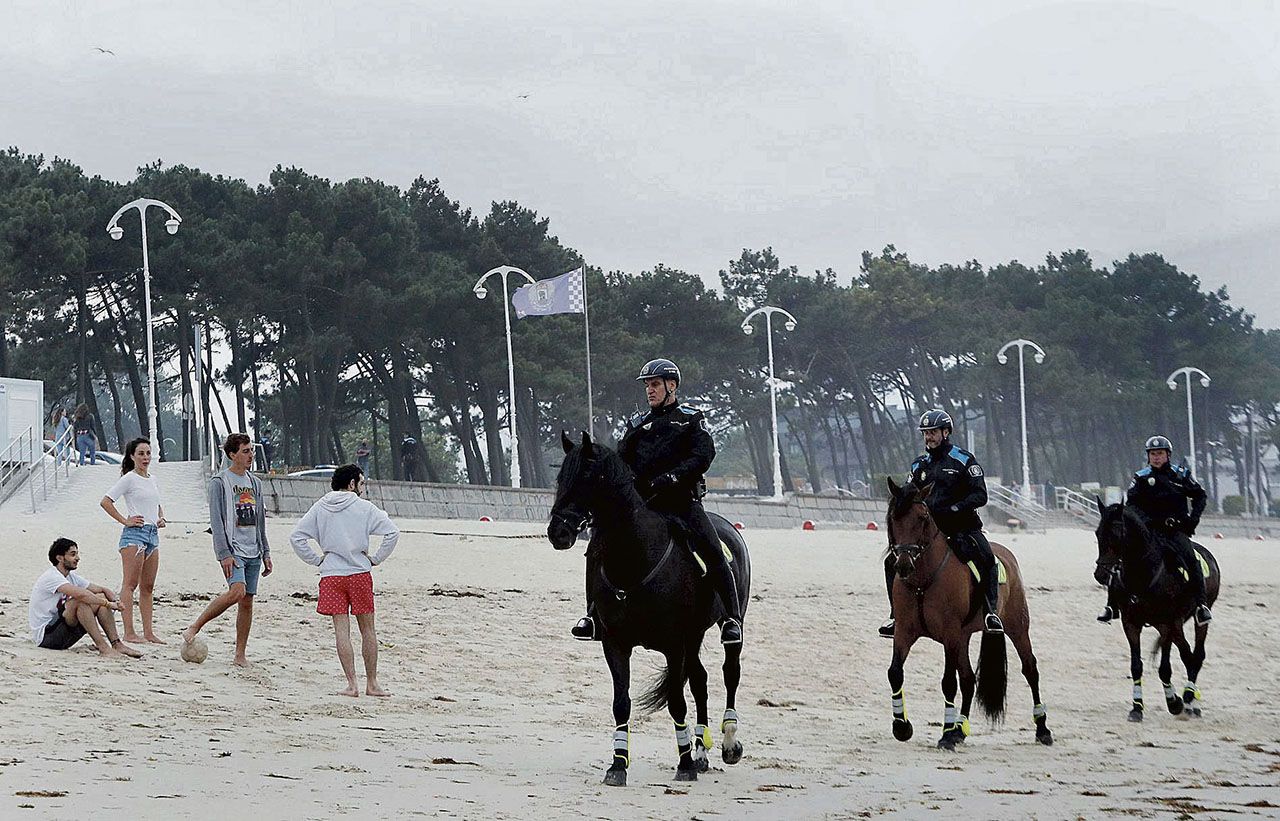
[181,637,209,664]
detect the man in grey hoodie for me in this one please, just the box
[182,433,272,667]
[290,463,399,697]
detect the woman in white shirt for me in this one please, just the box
[100,437,167,644]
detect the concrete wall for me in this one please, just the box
[262,475,885,529]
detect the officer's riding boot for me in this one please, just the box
[1097,574,1123,624]
[971,533,1003,634]
[1187,552,1212,626]
[710,562,744,645]
[571,611,599,641]
[879,554,896,638]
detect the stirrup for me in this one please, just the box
[984,613,1004,634]
[571,616,598,641]
[1194,606,1213,626]
[720,619,743,645]
[878,618,895,638]
[1097,606,1118,624]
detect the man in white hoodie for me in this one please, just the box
[290,464,399,697]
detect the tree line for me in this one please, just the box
[2,149,1277,506]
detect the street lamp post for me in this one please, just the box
[1166,366,1210,479]
[741,306,798,502]
[474,265,536,488]
[997,338,1046,501]
[107,198,182,453]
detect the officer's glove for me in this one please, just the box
[650,473,680,492]
[1163,516,1184,531]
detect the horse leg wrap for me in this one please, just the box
[1162,681,1177,702]
[1033,703,1047,721]
[943,701,958,732]
[674,721,693,755]
[612,724,630,768]
[721,708,739,734]
[959,714,971,737]
[891,688,908,722]
[694,723,712,752]
[1183,682,1201,702]
[1132,678,1144,709]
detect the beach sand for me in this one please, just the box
[1,470,1278,818]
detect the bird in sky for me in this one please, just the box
[92,46,115,55]
[517,93,530,100]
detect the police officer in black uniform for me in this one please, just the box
[1099,435,1211,625]
[879,409,1004,637]
[571,358,744,645]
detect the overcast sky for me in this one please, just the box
[4,1,1280,327]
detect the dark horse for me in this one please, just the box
[1093,500,1220,722]
[885,478,1053,748]
[548,432,751,786]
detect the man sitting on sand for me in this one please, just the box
[290,463,398,697]
[29,538,142,658]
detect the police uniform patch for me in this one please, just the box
[968,464,983,477]
[699,418,710,433]
[1147,477,1155,485]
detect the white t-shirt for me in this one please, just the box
[105,471,162,525]
[29,566,89,645]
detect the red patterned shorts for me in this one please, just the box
[317,572,375,616]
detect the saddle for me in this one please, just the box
[663,516,734,578]
[964,556,1007,586]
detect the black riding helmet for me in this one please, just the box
[637,358,681,386]
[1144,435,1173,453]
[917,409,953,433]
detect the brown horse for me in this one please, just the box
[885,478,1053,749]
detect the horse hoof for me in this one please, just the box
[694,756,710,773]
[675,767,698,782]
[1127,709,1144,723]
[937,737,957,751]
[893,718,914,742]
[1166,697,1184,716]
[603,768,627,787]
[1036,729,1054,746]
[722,742,743,765]
[1188,706,1203,718]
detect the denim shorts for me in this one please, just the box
[119,524,160,556]
[227,556,263,597]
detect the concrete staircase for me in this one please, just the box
[14,460,211,524]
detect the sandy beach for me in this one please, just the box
[1,467,1278,819]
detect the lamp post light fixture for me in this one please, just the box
[473,265,536,488]
[1166,366,1210,479]
[106,198,183,452]
[741,306,798,502]
[997,338,1046,501]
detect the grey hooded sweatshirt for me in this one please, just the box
[289,490,399,577]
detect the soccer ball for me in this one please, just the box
[180,637,209,664]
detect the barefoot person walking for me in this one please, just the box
[100,437,166,644]
[29,538,142,659]
[182,433,272,666]
[290,464,398,697]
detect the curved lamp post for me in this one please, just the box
[741,306,798,501]
[1166,366,1210,478]
[474,265,535,488]
[107,198,182,450]
[997,338,1046,500]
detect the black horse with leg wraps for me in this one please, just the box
[548,432,750,786]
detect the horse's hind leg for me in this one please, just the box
[1008,624,1053,745]
[721,641,744,765]
[1124,618,1145,722]
[938,642,965,750]
[1156,627,1184,716]
[665,649,698,782]
[957,636,977,738]
[1172,622,1206,717]
[685,642,711,772]
[602,642,633,787]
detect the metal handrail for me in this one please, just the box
[987,483,1049,529]
[1055,486,1101,524]
[0,426,37,509]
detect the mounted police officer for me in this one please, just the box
[879,409,1004,637]
[1098,435,1211,626]
[571,358,745,646]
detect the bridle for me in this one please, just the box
[887,499,951,597]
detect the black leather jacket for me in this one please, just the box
[618,401,715,502]
[908,441,988,536]
[1126,463,1207,533]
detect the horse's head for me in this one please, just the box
[885,477,939,577]
[547,431,633,550]
[1093,496,1143,586]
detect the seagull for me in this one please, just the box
[517,93,530,100]
[92,46,115,55]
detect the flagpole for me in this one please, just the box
[581,266,594,437]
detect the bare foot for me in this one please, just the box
[337,684,359,697]
[180,626,197,644]
[112,640,144,658]
[99,647,125,659]
[144,634,166,645]
[366,682,391,697]
[232,656,250,668]
[123,632,146,643]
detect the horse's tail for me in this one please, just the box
[976,629,1008,722]
[636,655,686,715]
